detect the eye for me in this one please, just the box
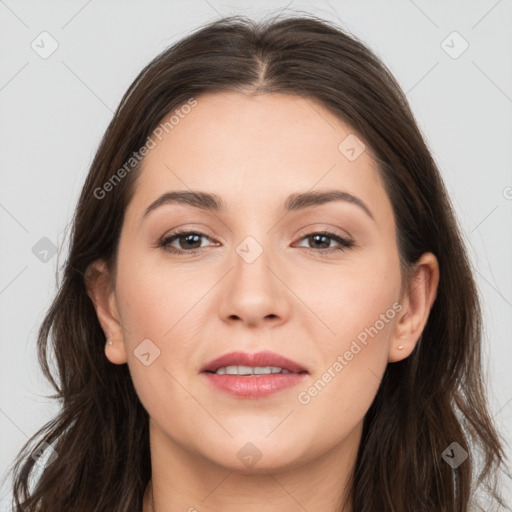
[158,230,217,254]
[294,231,354,253]
[158,229,354,255]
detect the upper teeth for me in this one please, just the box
[214,365,293,375]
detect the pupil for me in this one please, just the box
[181,234,200,249]
[310,234,329,249]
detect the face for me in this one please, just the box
[102,92,407,471]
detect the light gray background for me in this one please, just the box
[1,0,511,508]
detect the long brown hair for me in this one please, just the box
[8,12,509,511]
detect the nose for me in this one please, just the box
[217,241,291,329]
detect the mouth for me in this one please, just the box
[205,365,305,375]
[200,351,308,399]
[200,350,308,374]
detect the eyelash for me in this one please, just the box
[158,229,355,256]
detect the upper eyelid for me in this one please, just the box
[161,228,351,241]
[162,222,353,239]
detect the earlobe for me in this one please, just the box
[388,252,440,363]
[85,260,128,365]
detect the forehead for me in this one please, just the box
[125,91,391,224]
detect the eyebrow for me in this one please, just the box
[142,189,374,221]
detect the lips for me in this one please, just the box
[200,350,308,374]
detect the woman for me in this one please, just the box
[9,13,509,512]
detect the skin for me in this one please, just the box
[86,92,439,512]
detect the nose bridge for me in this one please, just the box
[232,231,278,299]
[218,229,290,326]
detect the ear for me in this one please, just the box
[85,260,128,365]
[388,252,440,362]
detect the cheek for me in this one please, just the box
[294,304,396,448]
[301,248,401,345]
[115,247,200,340]
[113,249,210,402]
[293,251,400,421]
[113,261,187,419]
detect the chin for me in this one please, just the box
[197,436,310,474]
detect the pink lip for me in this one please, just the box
[202,373,307,399]
[200,350,308,399]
